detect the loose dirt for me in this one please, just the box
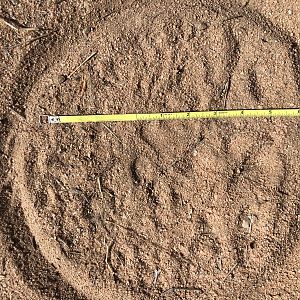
[1,0,300,299]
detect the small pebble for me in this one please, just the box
[83,27,92,35]
[195,21,209,31]
[241,216,252,230]
[57,74,67,85]
[242,214,256,231]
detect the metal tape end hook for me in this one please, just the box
[39,115,60,124]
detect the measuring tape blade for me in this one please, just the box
[46,108,300,124]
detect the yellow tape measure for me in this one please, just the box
[46,108,300,124]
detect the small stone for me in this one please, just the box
[242,214,255,231]
[83,27,92,35]
[241,216,251,230]
[57,74,67,85]
[195,21,208,31]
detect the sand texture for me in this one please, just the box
[1,0,300,299]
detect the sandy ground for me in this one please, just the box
[1,0,300,299]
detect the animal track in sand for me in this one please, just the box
[1,1,300,299]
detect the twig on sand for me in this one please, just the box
[79,76,88,100]
[222,262,238,283]
[23,33,53,47]
[67,52,97,79]
[57,237,70,254]
[248,214,254,235]
[0,258,7,280]
[216,256,223,271]
[104,238,115,275]
[97,177,104,200]
[221,77,231,109]
[1,258,7,274]
[102,124,123,145]
[0,16,38,32]
[152,269,161,287]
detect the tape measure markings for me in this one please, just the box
[46,108,300,124]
